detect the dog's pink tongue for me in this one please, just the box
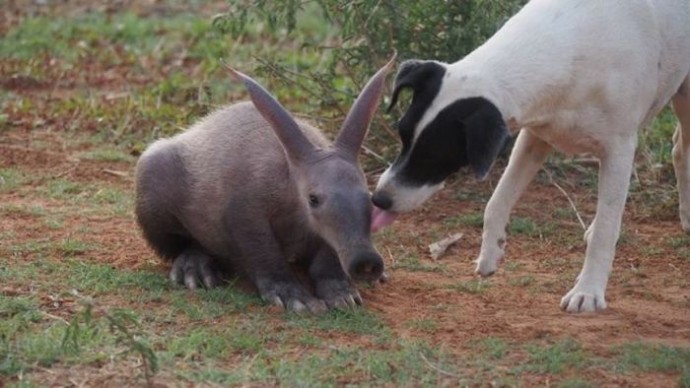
[371,206,398,233]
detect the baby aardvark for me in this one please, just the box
[135,57,395,313]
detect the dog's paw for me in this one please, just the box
[560,285,607,313]
[680,210,690,233]
[475,239,504,277]
[474,258,498,277]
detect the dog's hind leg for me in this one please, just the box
[560,136,636,313]
[476,130,552,276]
[672,76,690,232]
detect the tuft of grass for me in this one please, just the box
[176,339,456,386]
[508,216,540,237]
[8,240,52,258]
[92,187,134,216]
[168,287,261,320]
[0,168,27,192]
[613,342,690,380]
[40,179,85,199]
[641,108,678,166]
[78,148,135,163]
[508,275,536,287]
[557,378,594,388]
[522,339,588,374]
[287,308,390,337]
[165,328,233,360]
[477,336,509,360]
[667,235,690,249]
[57,238,93,257]
[404,318,439,333]
[448,279,491,294]
[392,255,447,273]
[443,213,484,228]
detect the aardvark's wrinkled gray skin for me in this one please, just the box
[134,58,394,313]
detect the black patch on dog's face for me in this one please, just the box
[385,59,510,189]
[390,97,509,187]
[388,60,447,151]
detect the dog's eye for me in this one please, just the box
[308,194,321,208]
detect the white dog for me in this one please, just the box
[371,0,690,312]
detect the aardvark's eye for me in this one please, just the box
[308,194,320,208]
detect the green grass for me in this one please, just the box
[0,258,454,385]
[2,254,688,385]
[404,318,439,333]
[522,339,588,374]
[557,378,594,388]
[641,108,678,166]
[667,234,690,253]
[392,255,447,273]
[614,342,690,380]
[0,168,27,192]
[77,148,135,163]
[508,216,542,237]
[0,7,340,155]
[476,337,509,360]
[508,275,536,287]
[443,213,484,228]
[447,279,491,294]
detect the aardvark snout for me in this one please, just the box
[348,252,384,282]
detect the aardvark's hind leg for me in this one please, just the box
[170,247,226,290]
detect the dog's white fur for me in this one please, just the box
[383,0,690,312]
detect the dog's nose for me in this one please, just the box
[372,191,393,210]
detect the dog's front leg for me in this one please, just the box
[476,130,552,276]
[560,140,636,313]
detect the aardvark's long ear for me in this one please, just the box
[224,62,316,163]
[387,59,445,113]
[334,53,397,157]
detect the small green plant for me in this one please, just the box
[58,238,92,257]
[287,308,389,337]
[667,235,690,249]
[508,216,540,237]
[508,275,535,287]
[41,179,85,199]
[69,295,160,383]
[448,279,490,294]
[404,318,438,333]
[78,148,135,162]
[557,378,593,388]
[392,255,446,273]
[523,339,588,374]
[477,337,508,360]
[614,342,690,381]
[444,213,484,228]
[0,168,26,192]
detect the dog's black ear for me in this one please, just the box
[462,99,510,180]
[387,60,444,113]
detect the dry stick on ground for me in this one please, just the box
[543,167,587,231]
[40,311,70,325]
[102,169,130,178]
[419,352,459,378]
[361,144,389,164]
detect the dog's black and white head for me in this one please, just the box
[371,59,510,225]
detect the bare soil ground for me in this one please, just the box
[2,123,689,385]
